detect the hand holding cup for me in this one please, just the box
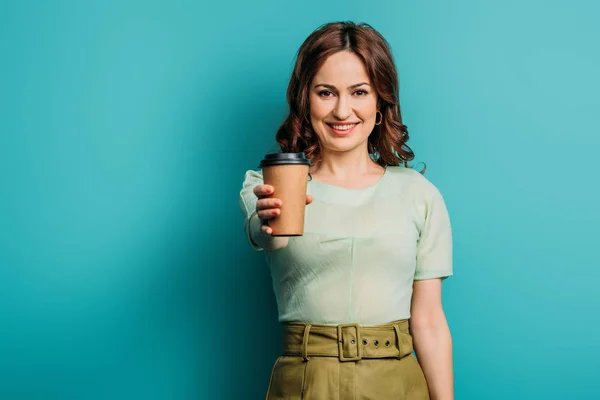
[255,152,312,236]
[253,185,313,235]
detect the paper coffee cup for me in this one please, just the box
[259,152,311,236]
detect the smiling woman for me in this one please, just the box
[310,52,378,151]
[239,21,454,400]
[276,22,414,171]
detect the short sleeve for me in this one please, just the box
[239,169,264,251]
[414,181,453,280]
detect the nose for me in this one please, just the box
[332,96,352,120]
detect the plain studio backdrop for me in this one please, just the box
[1,0,598,399]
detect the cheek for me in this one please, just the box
[309,98,330,121]
[357,101,378,122]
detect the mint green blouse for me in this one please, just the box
[239,166,453,326]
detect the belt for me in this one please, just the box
[281,320,414,362]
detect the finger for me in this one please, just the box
[261,225,273,235]
[256,198,282,210]
[253,185,274,198]
[306,195,313,205]
[257,208,280,220]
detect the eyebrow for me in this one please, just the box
[313,82,371,90]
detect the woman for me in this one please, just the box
[239,21,453,399]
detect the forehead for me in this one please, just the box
[313,51,370,85]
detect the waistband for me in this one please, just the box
[281,320,413,362]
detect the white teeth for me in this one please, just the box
[331,124,356,130]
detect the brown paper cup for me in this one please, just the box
[259,153,311,236]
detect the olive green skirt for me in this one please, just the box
[266,320,429,399]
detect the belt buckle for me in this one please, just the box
[337,323,362,362]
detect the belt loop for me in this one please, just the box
[302,324,312,361]
[393,324,402,359]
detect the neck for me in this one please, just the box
[311,146,381,180]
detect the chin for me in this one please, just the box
[322,140,366,154]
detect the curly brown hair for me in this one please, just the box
[276,21,417,169]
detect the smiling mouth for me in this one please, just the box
[326,122,359,135]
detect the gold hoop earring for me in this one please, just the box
[375,110,383,126]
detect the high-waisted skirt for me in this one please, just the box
[266,320,430,399]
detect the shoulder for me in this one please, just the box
[385,167,451,230]
[384,166,442,199]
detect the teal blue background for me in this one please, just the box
[1,0,599,398]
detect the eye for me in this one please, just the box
[354,89,369,96]
[318,90,334,97]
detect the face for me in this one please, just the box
[309,51,378,156]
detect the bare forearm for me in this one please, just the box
[412,322,454,400]
[248,213,289,252]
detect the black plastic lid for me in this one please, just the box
[259,152,311,168]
